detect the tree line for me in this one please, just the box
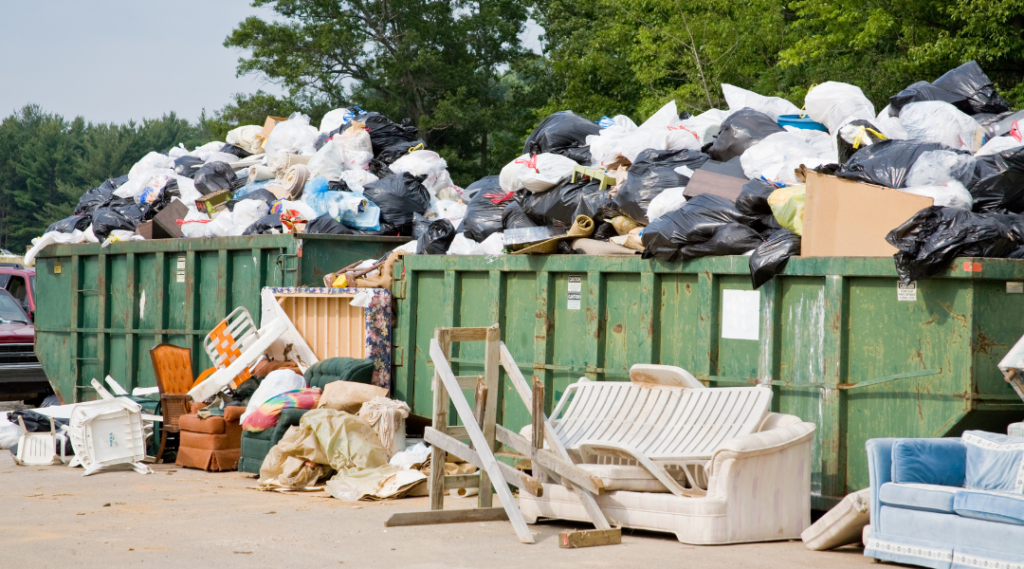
[2,0,1023,251]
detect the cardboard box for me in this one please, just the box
[260,115,288,146]
[195,189,232,217]
[150,200,189,239]
[801,171,933,257]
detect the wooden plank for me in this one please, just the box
[480,324,501,509]
[385,507,509,527]
[559,528,622,549]
[448,327,490,342]
[429,328,451,512]
[532,379,545,450]
[425,428,542,497]
[473,378,488,442]
[446,425,468,440]
[429,340,535,544]
[444,474,480,491]
[495,425,603,496]
[456,375,483,390]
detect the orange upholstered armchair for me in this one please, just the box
[150,344,244,471]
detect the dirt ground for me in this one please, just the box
[0,452,874,569]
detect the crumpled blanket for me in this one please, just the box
[241,388,320,432]
[259,408,426,499]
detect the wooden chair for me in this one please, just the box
[150,344,195,463]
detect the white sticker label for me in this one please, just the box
[568,275,582,310]
[1009,282,1023,294]
[897,282,917,301]
[721,290,760,341]
[176,256,186,283]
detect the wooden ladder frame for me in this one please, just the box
[386,324,620,546]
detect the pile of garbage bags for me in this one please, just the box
[29,109,465,263]
[32,61,1024,287]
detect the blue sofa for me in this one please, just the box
[865,432,1024,568]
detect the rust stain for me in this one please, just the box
[685,283,691,294]
[974,329,1006,356]
[612,324,623,334]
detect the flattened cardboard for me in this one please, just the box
[801,171,933,257]
[683,169,748,202]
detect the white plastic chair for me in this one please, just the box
[66,398,151,476]
[549,371,772,496]
[12,415,67,466]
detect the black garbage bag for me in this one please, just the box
[242,213,285,236]
[932,61,1011,115]
[412,213,432,239]
[641,194,758,261]
[837,139,950,188]
[221,143,252,159]
[524,111,601,164]
[614,148,709,223]
[173,156,205,178]
[47,215,92,234]
[709,108,785,162]
[306,214,358,235]
[886,206,1019,282]
[194,161,237,195]
[416,219,456,254]
[969,147,1024,213]
[74,186,115,215]
[92,206,142,239]
[676,223,764,261]
[362,172,431,231]
[229,189,278,212]
[460,176,511,241]
[735,178,783,233]
[377,140,427,165]
[99,175,129,191]
[355,112,420,156]
[837,120,888,164]
[750,229,801,289]
[523,177,603,226]
[574,190,612,221]
[889,81,972,116]
[502,201,538,231]
[8,410,68,432]
[367,158,393,180]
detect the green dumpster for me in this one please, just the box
[34,233,410,404]
[390,254,1024,509]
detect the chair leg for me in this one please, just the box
[155,431,168,464]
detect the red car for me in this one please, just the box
[0,264,48,404]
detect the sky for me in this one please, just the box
[0,1,545,126]
[0,0,284,124]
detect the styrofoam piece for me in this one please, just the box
[13,416,66,466]
[66,398,151,476]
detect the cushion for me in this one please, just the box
[304,357,376,389]
[577,464,670,493]
[954,489,1024,525]
[878,482,958,514]
[180,430,240,451]
[801,488,870,551]
[962,430,1024,493]
[179,414,226,435]
[892,438,966,486]
[317,381,387,414]
[241,388,321,432]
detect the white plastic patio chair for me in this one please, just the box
[12,415,67,466]
[66,398,151,476]
[549,370,772,496]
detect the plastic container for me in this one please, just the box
[777,114,829,132]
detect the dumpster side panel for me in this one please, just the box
[35,235,298,403]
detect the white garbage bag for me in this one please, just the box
[226,125,265,155]
[174,176,203,208]
[740,130,838,185]
[899,101,982,151]
[114,168,177,201]
[681,108,731,145]
[431,199,467,226]
[805,82,876,134]
[319,107,356,134]
[722,84,801,120]
[874,106,908,140]
[586,115,637,166]
[901,182,973,210]
[307,139,347,182]
[127,152,174,180]
[479,232,505,255]
[646,187,687,222]
[25,230,88,265]
[179,208,213,239]
[602,101,702,165]
[447,233,484,255]
[499,153,578,193]
[338,169,379,193]
[976,135,1024,157]
[233,199,270,230]
[264,112,318,165]
[906,150,975,187]
[336,122,373,154]
[389,150,451,195]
